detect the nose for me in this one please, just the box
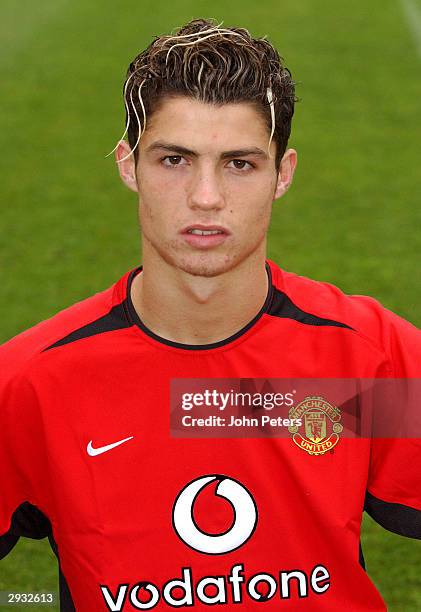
[188,163,225,211]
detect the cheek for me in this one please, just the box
[138,183,182,233]
[229,170,276,199]
[143,163,186,190]
[230,178,274,223]
[138,171,164,217]
[139,166,186,206]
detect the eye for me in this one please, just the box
[162,155,186,167]
[228,159,253,171]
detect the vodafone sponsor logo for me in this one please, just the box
[100,563,330,610]
[172,475,257,554]
[100,475,330,609]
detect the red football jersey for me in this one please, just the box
[1,259,420,611]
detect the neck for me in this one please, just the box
[130,248,270,346]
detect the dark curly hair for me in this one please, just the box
[111,18,297,169]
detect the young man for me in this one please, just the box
[1,18,420,612]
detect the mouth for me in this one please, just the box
[181,225,230,236]
[187,228,224,236]
[180,225,230,249]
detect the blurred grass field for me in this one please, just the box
[0,0,420,609]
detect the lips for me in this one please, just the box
[180,224,230,249]
[181,224,230,235]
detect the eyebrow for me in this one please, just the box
[145,141,268,159]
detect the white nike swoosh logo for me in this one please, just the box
[87,436,134,456]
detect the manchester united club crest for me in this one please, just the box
[288,396,343,455]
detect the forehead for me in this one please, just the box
[141,96,270,152]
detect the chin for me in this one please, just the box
[149,235,263,278]
[177,256,236,278]
[166,250,241,278]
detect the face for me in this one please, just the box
[117,96,297,277]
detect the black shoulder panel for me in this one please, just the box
[43,302,132,352]
[268,287,354,330]
[364,491,421,539]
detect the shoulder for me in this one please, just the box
[267,259,421,375]
[0,270,132,386]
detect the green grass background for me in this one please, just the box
[0,0,420,609]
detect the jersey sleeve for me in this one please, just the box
[364,307,421,539]
[0,370,52,559]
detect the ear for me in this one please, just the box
[115,140,139,193]
[274,148,297,200]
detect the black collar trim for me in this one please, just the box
[124,262,274,350]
